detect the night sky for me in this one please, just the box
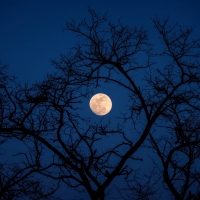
[1,1,200,199]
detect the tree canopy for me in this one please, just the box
[0,9,200,200]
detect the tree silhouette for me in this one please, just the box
[0,9,200,200]
[0,65,61,200]
[0,161,61,200]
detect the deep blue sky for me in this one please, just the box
[1,1,200,199]
[1,0,200,84]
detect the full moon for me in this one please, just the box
[89,93,112,116]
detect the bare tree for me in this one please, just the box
[145,17,200,200]
[0,65,61,200]
[117,168,161,200]
[0,9,200,200]
[0,161,61,200]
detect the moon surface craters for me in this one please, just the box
[89,93,112,116]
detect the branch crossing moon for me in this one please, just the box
[89,93,112,116]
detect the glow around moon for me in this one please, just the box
[89,93,112,116]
